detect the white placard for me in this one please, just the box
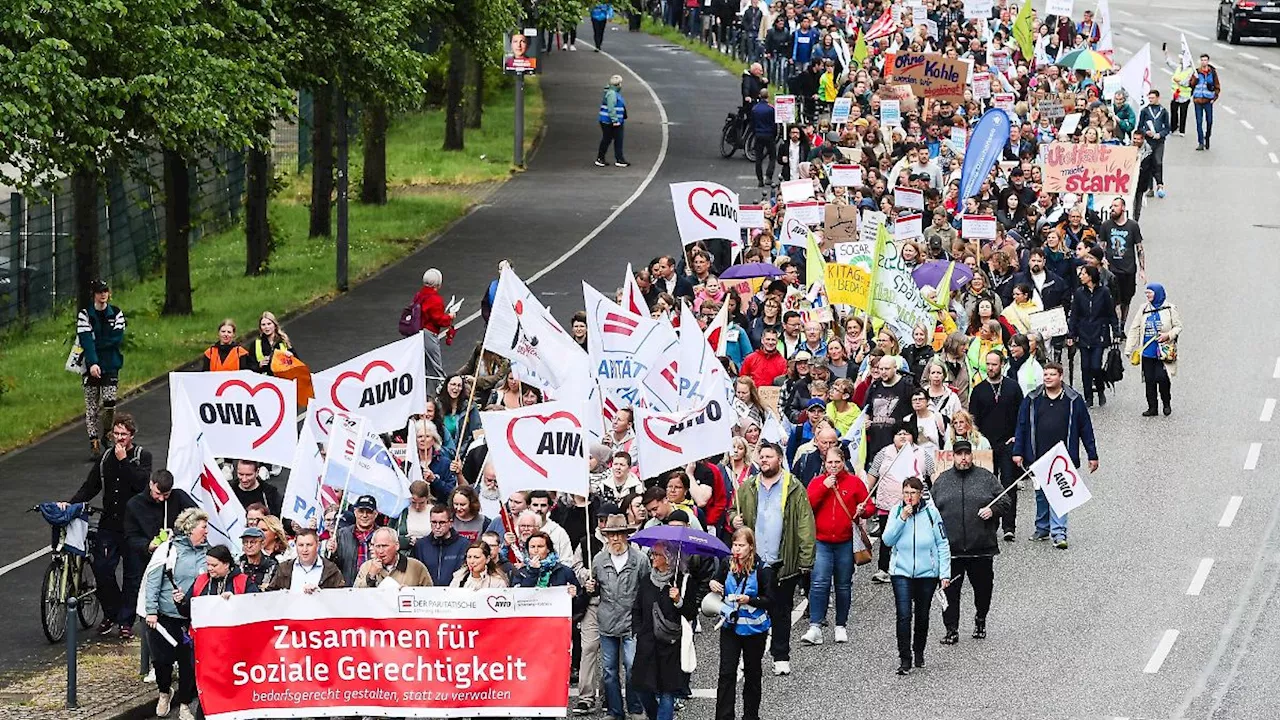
[169,371,298,468]
[895,212,923,240]
[786,200,825,226]
[1029,307,1069,338]
[831,97,852,124]
[1059,112,1082,136]
[881,99,902,126]
[739,204,766,228]
[480,400,590,496]
[780,178,814,203]
[774,95,796,124]
[309,334,426,435]
[894,186,924,210]
[964,0,994,19]
[829,164,864,187]
[1045,0,1073,15]
[834,240,875,269]
[972,72,992,99]
[961,214,997,239]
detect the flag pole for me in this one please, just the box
[453,374,482,463]
[981,467,1035,511]
[583,501,594,579]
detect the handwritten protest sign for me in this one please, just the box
[774,95,796,124]
[824,204,860,242]
[1041,143,1139,201]
[834,239,875,268]
[883,84,920,113]
[935,448,995,473]
[825,263,872,310]
[886,52,971,104]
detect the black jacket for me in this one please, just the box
[901,343,936,384]
[1068,284,1119,349]
[968,376,1023,446]
[123,488,198,560]
[741,70,768,105]
[764,25,792,56]
[1011,269,1069,311]
[742,5,763,35]
[930,465,1009,557]
[232,480,283,517]
[70,445,153,533]
[631,574,698,694]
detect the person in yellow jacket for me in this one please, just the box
[817,60,838,116]
[1169,64,1193,137]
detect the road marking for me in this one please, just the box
[1239,52,1259,60]
[1163,24,1208,41]
[1160,67,1173,76]
[1265,62,1280,71]
[1126,27,1147,37]
[1222,104,1237,115]
[1144,630,1180,673]
[0,546,51,578]
[1241,120,1254,130]
[1258,135,1270,146]
[1219,496,1243,527]
[1245,443,1262,470]
[1117,8,1134,16]
[1270,153,1279,164]
[1274,356,1280,378]
[1263,399,1277,422]
[1187,559,1215,596]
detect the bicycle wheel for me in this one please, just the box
[743,132,760,162]
[720,121,738,158]
[41,559,68,644]
[76,558,102,630]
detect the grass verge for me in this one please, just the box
[642,17,750,77]
[0,79,543,453]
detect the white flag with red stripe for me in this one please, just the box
[484,266,590,392]
[866,6,896,40]
[167,393,246,555]
[584,282,677,409]
[622,263,649,317]
[704,300,730,357]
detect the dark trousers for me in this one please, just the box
[992,443,1018,533]
[890,576,937,662]
[1078,345,1105,401]
[151,616,196,704]
[753,135,776,185]
[1134,162,1154,220]
[1171,101,1189,133]
[92,528,144,625]
[767,568,799,661]
[942,556,994,632]
[1194,101,1214,146]
[1142,356,1172,411]
[592,17,607,49]
[877,515,892,573]
[716,630,766,720]
[598,123,625,162]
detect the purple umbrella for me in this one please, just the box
[719,262,783,280]
[630,524,730,558]
[911,260,973,294]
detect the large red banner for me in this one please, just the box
[191,587,572,719]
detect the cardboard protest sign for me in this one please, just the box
[1041,143,1139,200]
[886,52,970,104]
[825,204,860,242]
[883,84,920,112]
[1037,95,1066,121]
[829,164,863,187]
[934,448,995,473]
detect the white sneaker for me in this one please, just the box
[156,693,172,717]
[871,570,891,584]
[773,660,791,675]
[144,669,156,683]
[800,625,823,645]
[570,43,578,51]
[178,704,196,720]
[834,626,849,643]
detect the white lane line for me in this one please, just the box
[1160,67,1173,76]
[1127,27,1147,37]
[1270,153,1279,164]
[1222,104,1237,115]
[1164,24,1209,41]
[1265,62,1280,71]
[1219,496,1244,528]
[1245,443,1262,470]
[1215,42,1231,50]
[1117,8,1134,16]
[791,598,808,626]
[1258,135,1270,146]
[1144,630,1180,673]
[1262,399,1277,422]
[1239,52,1259,60]
[1242,120,1255,130]
[1187,559,1215,596]
[1274,356,1280,378]
[0,547,51,578]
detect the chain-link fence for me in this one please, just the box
[0,150,245,331]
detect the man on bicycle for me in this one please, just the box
[62,412,152,639]
[740,62,769,132]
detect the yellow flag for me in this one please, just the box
[1012,0,1035,62]
[868,220,892,308]
[805,229,827,288]
[853,30,869,69]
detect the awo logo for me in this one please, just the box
[201,379,286,449]
[483,592,516,615]
[687,186,737,230]
[330,360,413,411]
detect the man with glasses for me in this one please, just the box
[355,527,433,587]
[413,504,469,585]
[236,526,278,588]
[330,495,382,585]
[120,470,195,640]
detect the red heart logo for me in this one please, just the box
[314,407,339,438]
[330,360,396,411]
[642,416,682,454]
[214,380,285,449]
[1047,455,1078,487]
[507,411,583,477]
[688,187,731,230]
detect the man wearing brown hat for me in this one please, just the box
[585,515,648,720]
[929,439,1010,645]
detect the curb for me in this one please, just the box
[94,695,154,720]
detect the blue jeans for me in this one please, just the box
[93,528,144,625]
[636,690,676,720]
[600,634,640,717]
[809,540,854,627]
[1194,102,1214,145]
[1035,488,1068,540]
[890,576,937,662]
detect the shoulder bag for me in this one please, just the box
[830,479,874,566]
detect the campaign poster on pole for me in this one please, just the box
[503,28,540,74]
[964,0,994,19]
[894,186,924,210]
[895,212,923,240]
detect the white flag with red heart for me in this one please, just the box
[480,401,590,497]
[1028,441,1093,516]
[633,396,735,477]
[311,334,427,434]
[670,181,740,246]
[169,370,297,467]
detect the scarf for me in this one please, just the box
[1146,283,1166,308]
[533,552,561,588]
[650,562,675,589]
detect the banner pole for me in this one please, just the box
[453,375,482,463]
[981,466,1034,511]
[583,502,594,579]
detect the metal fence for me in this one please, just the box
[0,150,244,331]
[648,3,797,86]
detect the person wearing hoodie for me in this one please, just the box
[882,476,951,675]
[142,508,209,720]
[1124,282,1182,417]
[597,75,629,168]
[930,440,1010,645]
[801,445,869,646]
[1013,361,1099,549]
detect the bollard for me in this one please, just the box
[66,596,78,709]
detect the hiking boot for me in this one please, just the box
[972,619,987,639]
[940,630,960,645]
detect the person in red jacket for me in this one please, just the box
[801,444,869,646]
[412,268,455,397]
[690,459,729,537]
[739,328,787,390]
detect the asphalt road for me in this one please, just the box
[2,12,1279,719]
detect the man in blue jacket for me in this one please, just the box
[751,89,777,187]
[791,15,819,65]
[412,504,470,584]
[1012,362,1099,549]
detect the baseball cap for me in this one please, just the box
[806,398,827,410]
[353,495,378,511]
[90,280,110,294]
[794,350,815,363]
[952,439,973,453]
[240,527,265,539]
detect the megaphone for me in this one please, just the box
[700,592,726,618]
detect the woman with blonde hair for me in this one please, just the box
[260,515,295,562]
[253,311,295,376]
[943,410,991,451]
[710,528,773,720]
[721,436,758,498]
[202,318,250,372]
[733,376,768,425]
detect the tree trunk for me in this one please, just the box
[360,102,389,205]
[443,42,467,150]
[245,139,272,275]
[309,83,334,237]
[466,53,484,129]
[162,149,193,316]
[71,166,99,311]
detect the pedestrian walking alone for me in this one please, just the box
[1189,53,1221,150]
[751,89,777,188]
[411,268,455,398]
[597,75,630,168]
[1125,283,1182,417]
[77,279,126,459]
[590,3,613,51]
[711,528,773,720]
[883,476,950,675]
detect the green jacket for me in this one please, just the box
[730,471,815,579]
